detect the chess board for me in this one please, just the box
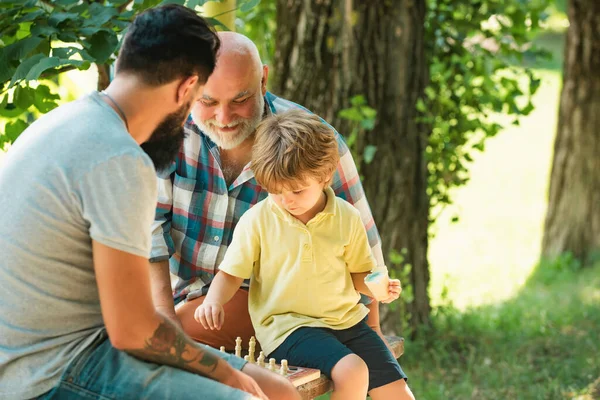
[225,336,322,387]
[276,364,321,387]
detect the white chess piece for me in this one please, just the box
[219,346,226,353]
[256,351,265,367]
[279,359,289,375]
[244,355,249,361]
[268,358,276,371]
[235,337,242,358]
[248,336,256,363]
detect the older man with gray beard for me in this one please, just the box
[149,32,392,353]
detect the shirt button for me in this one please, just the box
[214,236,220,242]
[304,244,311,250]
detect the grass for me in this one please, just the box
[403,259,600,400]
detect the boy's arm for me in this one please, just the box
[205,271,244,305]
[197,271,244,330]
[198,210,259,329]
[351,272,375,297]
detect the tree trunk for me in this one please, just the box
[97,64,110,91]
[273,0,430,333]
[542,0,600,265]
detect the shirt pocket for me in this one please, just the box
[171,173,206,235]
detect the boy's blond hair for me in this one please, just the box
[252,109,340,193]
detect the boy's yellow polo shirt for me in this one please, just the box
[218,187,378,355]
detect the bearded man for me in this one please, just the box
[0,6,297,400]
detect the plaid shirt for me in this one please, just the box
[150,92,384,304]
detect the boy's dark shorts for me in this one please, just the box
[268,318,407,391]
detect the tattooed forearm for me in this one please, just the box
[125,317,220,376]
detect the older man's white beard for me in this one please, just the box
[195,95,264,150]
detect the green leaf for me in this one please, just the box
[187,0,210,8]
[361,106,377,119]
[84,3,118,27]
[33,84,60,113]
[240,0,261,13]
[360,119,375,130]
[4,119,29,144]
[13,84,36,110]
[521,101,534,116]
[57,31,79,42]
[48,12,80,27]
[350,95,366,106]
[363,145,377,164]
[86,30,118,63]
[159,0,185,5]
[204,17,230,31]
[24,56,88,81]
[338,108,363,122]
[53,0,81,5]
[30,22,59,37]
[1,36,43,61]
[9,53,45,87]
[15,9,45,23]
[0,103,25,118]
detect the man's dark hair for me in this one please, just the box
[116,4,220,86]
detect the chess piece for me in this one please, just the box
[244,355,249,361]
[235,337,242,358]
[280,359,289,375]
[248,336,256,363]
[268,358,276,371]
[256,351,265,367]
[219,346,226,353]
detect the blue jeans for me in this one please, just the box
[39,331,251,399]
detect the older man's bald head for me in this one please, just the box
[215,32,263,78]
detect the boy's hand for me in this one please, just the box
[194,301,225,330]
[380,279,402,304]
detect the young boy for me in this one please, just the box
[195,109,415,400]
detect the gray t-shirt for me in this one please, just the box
[0,92,157,399]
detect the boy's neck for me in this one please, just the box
[294,191,327,225]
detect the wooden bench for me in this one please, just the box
[295,335,404,399]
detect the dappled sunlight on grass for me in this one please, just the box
[404,262,600,400]
[428,69,562,310]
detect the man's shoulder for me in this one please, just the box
[267,92,346,144]
[333,195,362,219]
[267,92,312,115]
[239,197,271,223]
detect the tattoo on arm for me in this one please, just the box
[125,318,219,375]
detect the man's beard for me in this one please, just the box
[141,102,190,172]
[195,93,264,150]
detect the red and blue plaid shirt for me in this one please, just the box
[150,92,384,304]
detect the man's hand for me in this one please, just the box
[380,279,402,304]
[194,301,225,330]
[221,368,269,400]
